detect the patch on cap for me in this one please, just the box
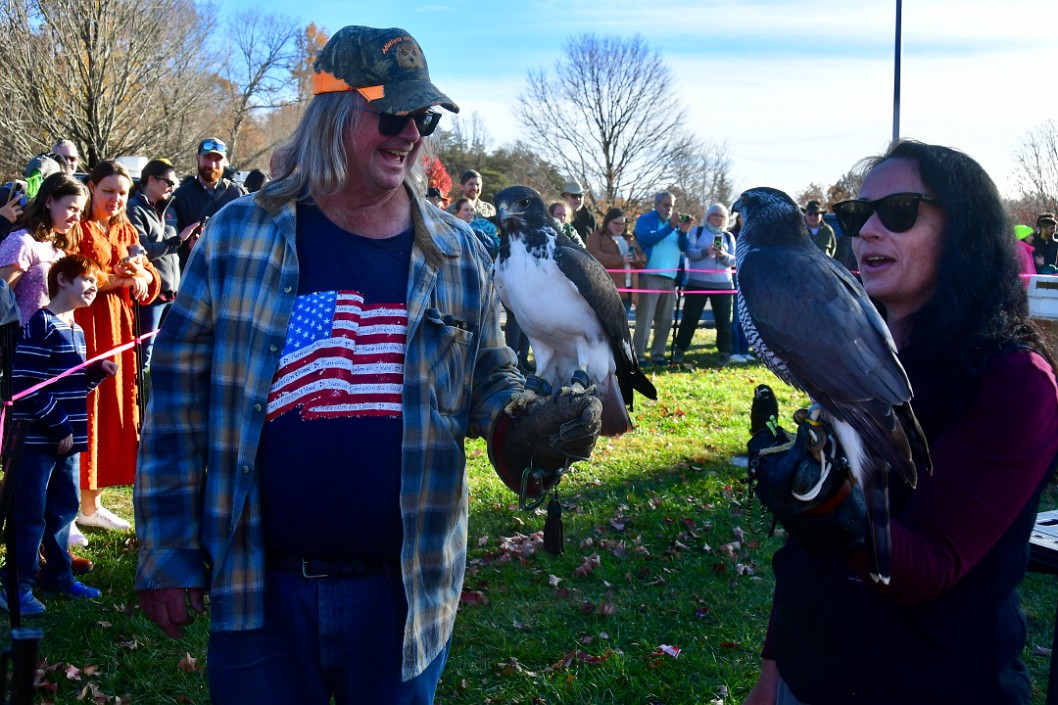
[312,25,458,116]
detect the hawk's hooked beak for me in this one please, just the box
[497,202,525,232]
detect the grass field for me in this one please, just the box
[3,328,1057,704]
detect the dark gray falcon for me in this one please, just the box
[493,186,657,436]
[733,186,931,585]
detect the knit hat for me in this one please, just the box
[1014,224,1034,241]
[312,26,458,116]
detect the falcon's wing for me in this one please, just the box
[552,239,656,406]
[552,241,630,345]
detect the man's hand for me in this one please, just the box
[100,360,118,377]
[57,433,73,455]
[138,588,206,638]
[748,394,866,554]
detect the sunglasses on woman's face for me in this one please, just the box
[832,193,942,238]
[364,109,441,137]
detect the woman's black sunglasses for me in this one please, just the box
[365,109,441,137]
[832,193,942,238]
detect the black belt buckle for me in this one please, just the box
[301,558,329,579]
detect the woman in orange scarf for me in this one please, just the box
[74,160,160,531]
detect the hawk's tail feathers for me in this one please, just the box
[897,402,932,481]
[601,375,633,436]
[865,465,892,585]
[630,368,657,401]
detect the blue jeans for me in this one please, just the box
[208,569,449,705]
[137,300,171,369]
[7,448,78,592]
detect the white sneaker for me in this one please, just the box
[731,354,754,364]
[77,506,131,531]
[68,521,89,547]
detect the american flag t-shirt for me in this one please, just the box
[266,289,407,421]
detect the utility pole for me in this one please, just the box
[893,0,903,142]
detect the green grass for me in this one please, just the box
[3,327,1058,704]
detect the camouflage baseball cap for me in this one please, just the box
[312,26,459,116]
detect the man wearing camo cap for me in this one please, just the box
[135,25,601,704]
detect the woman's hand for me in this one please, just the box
[129,276,149,302]
[178,222,200,242]
[0,199,22,225]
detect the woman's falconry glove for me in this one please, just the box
[748,391,867,555]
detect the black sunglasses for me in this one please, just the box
[364,109,441,137]
[832,193,943,238]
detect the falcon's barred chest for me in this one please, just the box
[735,245,793,385]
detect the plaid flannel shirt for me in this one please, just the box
[134,187,521,679]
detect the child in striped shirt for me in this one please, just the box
[2,255,116,616]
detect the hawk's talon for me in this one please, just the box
[505,375,552,415]
[505,389,540,415]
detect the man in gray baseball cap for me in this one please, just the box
[135,25,601,705]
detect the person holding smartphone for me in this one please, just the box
[672,203,738,365]
[0,173,87,324]
[74,160,161,533]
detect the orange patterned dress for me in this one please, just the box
[75,219,161,490]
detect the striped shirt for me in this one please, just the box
[13,308,107,451]
[134,188,521,680]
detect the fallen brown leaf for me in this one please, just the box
[459,590,489,607]
[177,652,200,673]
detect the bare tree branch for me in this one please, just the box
[0,0,217,170]
[516,33,695,217]
[218,10,300,162]
[1014,120,1058,215]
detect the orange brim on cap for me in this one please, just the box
[312,70,385,102]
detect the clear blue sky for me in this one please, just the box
[216,0,1057,201]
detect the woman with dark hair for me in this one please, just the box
[0,173,87,323]
[127,159,199,367]
[74,160,161,533]
[743,140,1058,705]
[586,207,645,313]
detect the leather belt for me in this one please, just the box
[266,552,398,579]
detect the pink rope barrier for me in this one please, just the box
[0,328,159,456]
[617,287,739,295]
